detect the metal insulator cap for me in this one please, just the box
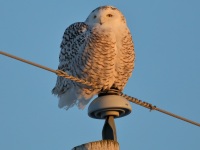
[88,95,132,119]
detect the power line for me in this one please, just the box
[121,93,200,127]
[1,50,200,127]
[0,51,99,88]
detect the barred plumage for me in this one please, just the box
[52,6,135,109]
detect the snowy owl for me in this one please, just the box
[52,6,135,109]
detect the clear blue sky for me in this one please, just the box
[0,0,200,150]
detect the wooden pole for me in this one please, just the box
[72,140,119,150]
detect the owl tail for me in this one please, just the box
[58,88,77,109]
[57,86,98,110]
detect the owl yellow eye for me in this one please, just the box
[93,15,96,19]
[107,14,113,17]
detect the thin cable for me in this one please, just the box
[1,51,200,127]
[0,51,100,88]
[121,93,200,127]
[155,107,200,127]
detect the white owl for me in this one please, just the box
[52,6,135,109]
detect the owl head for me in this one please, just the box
[85,6,126,26]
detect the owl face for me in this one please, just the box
[85,6,126,26]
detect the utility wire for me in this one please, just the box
[0,51,99,88]
[1,50,200,127]
[121,93,200,127]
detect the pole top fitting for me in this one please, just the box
[88,95,132,119]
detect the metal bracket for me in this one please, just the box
[102,116,117,141]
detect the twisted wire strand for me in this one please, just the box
[120,93,157,110]
[120,93,200,127]
[1,51,200,127]
[0,51,100,88]
[56,70,100,88]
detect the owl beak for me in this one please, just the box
[99,18,105,25]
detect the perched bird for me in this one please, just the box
[52,5,135,109]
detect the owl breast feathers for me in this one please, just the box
[52,5,135,109]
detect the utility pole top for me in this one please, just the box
[72,140,119,150]
[72,94,132,149]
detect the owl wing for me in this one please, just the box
[52,22,90,97]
